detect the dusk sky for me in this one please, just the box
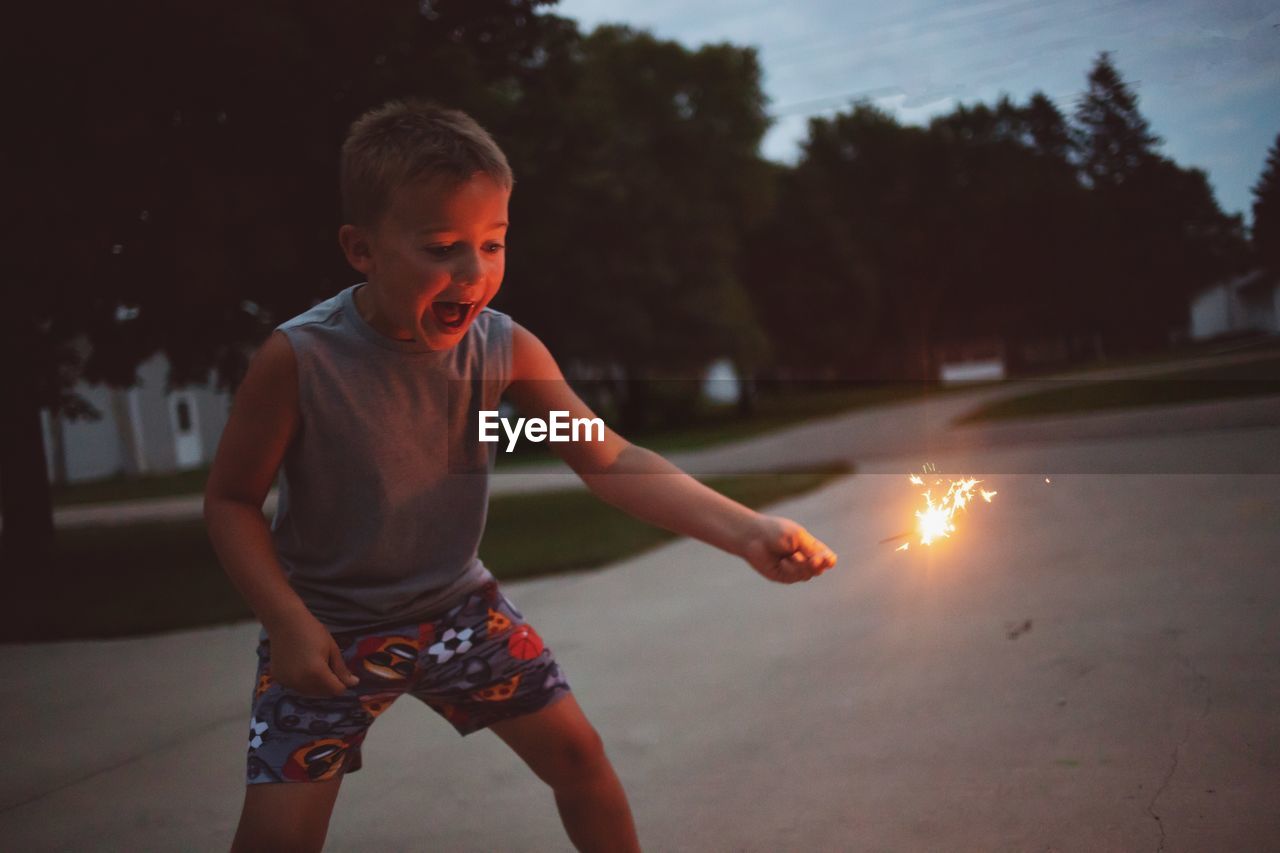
[556,0,1279,225]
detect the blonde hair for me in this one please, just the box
[340,99,513,226]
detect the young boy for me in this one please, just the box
[204,99,837,853]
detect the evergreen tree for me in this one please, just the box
[1074,51,1162,189]
[1251,133,1280,275]
[1073,53,1167,350]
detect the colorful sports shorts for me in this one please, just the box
[245,581,570,784]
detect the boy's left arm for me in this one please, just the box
[505,322,837,584]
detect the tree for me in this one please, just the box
[1074,51,1161,190]
[494,25,774,430]
[1072,52,1168,350]
[742,156,880,379]
[1023,92,1077,164]
[1072,53,1246,350]
[1252,133,1280,276]
[926,96,1090,359]
[1,0,561,570]
[796,104,962,378]
[748,95,1087,380]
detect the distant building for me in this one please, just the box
[41,351,232,485]
[701,358,741,404]
[1190,269,1280,341]
[935,337,1007,384]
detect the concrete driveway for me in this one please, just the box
[5,392,1279,850]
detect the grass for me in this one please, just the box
[52,466,212,507]
[1033,332,1280,380]
[6,462,852,643]
[485,380,975,470]
[958,354,1280,423]
[622,383,969,454]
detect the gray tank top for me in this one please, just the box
[266,283,511,635]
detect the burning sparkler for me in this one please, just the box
[882,470,997,551]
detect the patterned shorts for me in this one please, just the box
[245,581,570,785]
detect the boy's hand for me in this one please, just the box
[742,515,838,584]
[267,612,361,698]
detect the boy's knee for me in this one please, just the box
[539,725,610,789]
[232,780,339,853]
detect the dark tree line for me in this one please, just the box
[2,0,572,567]
[745,53,1252,380]
[0,2,1268,572]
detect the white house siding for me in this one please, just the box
[1190,285,1231,341]
[41,383,129,483]
[702,358,740,404]
[43,351,233,484]
[134,354,178,473]
[193,382,231,466]
[1189,271,1280,341]
[130,353,231,473]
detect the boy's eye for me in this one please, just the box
[423,243,504,256]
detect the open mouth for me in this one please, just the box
[429,300,475,331]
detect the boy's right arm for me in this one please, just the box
[203,330,358,697]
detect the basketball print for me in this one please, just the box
[507,626,544,661]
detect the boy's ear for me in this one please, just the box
[338,224,376,275]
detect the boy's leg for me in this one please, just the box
[235,623,418,852]
[230,777,343,853]
[489,694,640,853]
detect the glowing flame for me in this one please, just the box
[909,474,995,546]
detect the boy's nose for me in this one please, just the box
[452,248,483,284]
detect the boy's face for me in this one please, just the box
[340,172,509,351]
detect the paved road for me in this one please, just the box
[3,392,1278,850]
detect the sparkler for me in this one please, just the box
[882,470,996,551]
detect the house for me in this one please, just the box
[41,351,232,485]
[701,357,741,404]
[1190,269,1280,341]
[935,336,1007,384]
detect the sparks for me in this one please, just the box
[902,473,996,547]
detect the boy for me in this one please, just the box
[204,100,837,853]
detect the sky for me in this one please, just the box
[554,0,1279,225]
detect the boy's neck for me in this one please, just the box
[354,283,414,342]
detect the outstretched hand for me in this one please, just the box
[741,514,837,584]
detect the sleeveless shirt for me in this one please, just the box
[266,283,511,635]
